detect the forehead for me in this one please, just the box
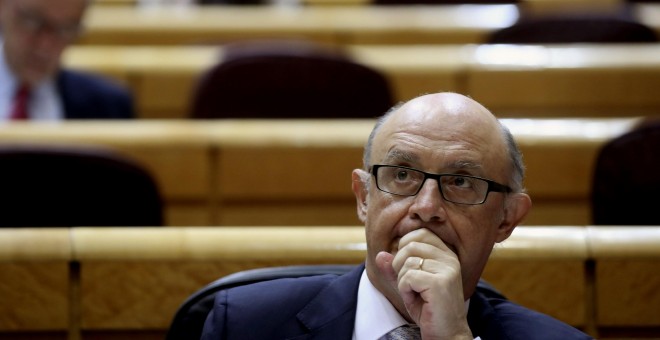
[372,94,507,173]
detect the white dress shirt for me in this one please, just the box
[0,39,64,121]
[352,269,480,340]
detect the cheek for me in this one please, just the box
[365,195,408,244]
[451,206,501,259]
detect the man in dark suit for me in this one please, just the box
[0,0,134,120]
[201,93,593,339]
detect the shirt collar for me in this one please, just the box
[353,269,408,340]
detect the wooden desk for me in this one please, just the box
[79,4,660,46]
[71,226,589,336]
[63,44,660,119]
[0,119,638,227]
[588,226,660,334]
[468,44,660,117]
[0,229,71,334]
[77,4,516,45]
[3,226,659,339]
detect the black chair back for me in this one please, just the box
[166,264,506,340]
[0,144,163,227]
[166,265,355,340]
[486,15,658,44]
[189,40,393,119]
[591,121,660,225]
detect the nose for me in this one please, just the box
[409,178,447,222]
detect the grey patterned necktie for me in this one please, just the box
[380,324,421,340]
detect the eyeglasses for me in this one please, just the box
[371,164,512,205]
[13,6,82,42]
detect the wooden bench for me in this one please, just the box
[79,4,660,45]
[63,44,660,119]
[0,119,638,226]
[0,228,71,338]
[1,226,659,339]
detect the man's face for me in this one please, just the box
[0,0,86,86]
[355,93,525,305]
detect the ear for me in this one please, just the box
[495,192,532,243]
[351,169,369,223]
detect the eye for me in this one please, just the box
[449,176,472,188]
[395,170,409,181]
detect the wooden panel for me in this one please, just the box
[136,73,200,119]
[347,45,465,99]
[595,260,660,326]
[113,145,210,200]
[0,229,71,331]
[588,227,660,327]
[467,45,660,117]
[166,204,213,226]
[482,260,587,327]
[519,140,601,198]
[80,262,229,329]
[523,199,591,226]
[217,202,361,226]
[76,227,367,329]
[0,263,69,331]
[484,226,588,326]
[217,146,361,199]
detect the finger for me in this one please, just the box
[375,250,397,286]
[398,228,453,254]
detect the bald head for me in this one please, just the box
[363,93,525,191]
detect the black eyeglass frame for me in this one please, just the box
[370,164,513,205]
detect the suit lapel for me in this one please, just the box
[288,264,365,340]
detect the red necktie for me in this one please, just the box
[10,85,30,120]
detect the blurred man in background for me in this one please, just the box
[0,0,135,120]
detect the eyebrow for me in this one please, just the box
[445,160,483,171]
[382,149,419,164]
[382,149,483,173]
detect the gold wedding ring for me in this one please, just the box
[418,258,425,270]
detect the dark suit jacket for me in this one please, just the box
[56,69,135,119]
[201,264,593,340]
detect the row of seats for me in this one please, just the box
[194,14,657,118]
[0,119,657,227]
[2,226,658,339]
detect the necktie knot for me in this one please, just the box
[381,324,421,340]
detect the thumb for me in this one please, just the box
[375,251,397,285]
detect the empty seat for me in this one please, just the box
[591,120,660,225]
[189,40,394,119]
[486,15,658,44]
[0,144,163,227]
